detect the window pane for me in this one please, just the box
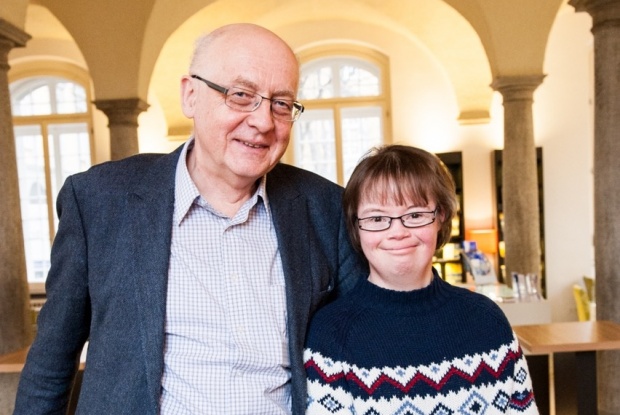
[340,65,380,97]
[14,125,51,283]
[299,66,334,100]
[14,85,52,116]
[10,77,88,116]
[48,123,91,232]
[293,109,337,183]
[341,106,383,184]
[56,82,87,114]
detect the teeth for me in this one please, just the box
[243,141,262,148]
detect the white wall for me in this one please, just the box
[535,9,595,322]
[138,91,185,155]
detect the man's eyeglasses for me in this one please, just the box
[190,74,304,122]
[356,208,438,232]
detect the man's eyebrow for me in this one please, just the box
[232,77,295,99]
[231,77,258,91]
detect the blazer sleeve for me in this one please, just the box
[14,175,91,414]
[335,202,367,298]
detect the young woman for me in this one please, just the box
[304,145,538,414]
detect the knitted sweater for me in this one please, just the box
[304,273,538,414]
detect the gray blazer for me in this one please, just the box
[14,145,366,415]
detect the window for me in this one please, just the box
[10,75,93,288]
[293,49,391,185]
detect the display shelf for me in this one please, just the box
[493,147,545,294]
[434,152,464,282]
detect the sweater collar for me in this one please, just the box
[355,268,454,311]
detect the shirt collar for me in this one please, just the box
[174,137,273,226]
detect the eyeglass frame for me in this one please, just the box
[356,207,438,232]
[190,74,304,122]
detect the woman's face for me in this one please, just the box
[357,196,441,291]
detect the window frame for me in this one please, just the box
[9,62,95,295]
[287,45,392,185]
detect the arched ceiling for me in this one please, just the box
[7,5,86,76]
[7,0,566,135]
[28,0,157,99]
[150,0,493,134]
[257,0,493,119]
[0,0,28,28]
[20,4,69,40]
[445,0,565,76]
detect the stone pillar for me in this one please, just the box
[570,1,620,414]
[491,75,544,286]
[0,19,32,356]
[94,98,149,160]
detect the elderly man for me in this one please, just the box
[15,23,365,415]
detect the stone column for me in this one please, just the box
[94,98,149,160]
[491,75,544,286]
[570,1,620,414]
[0,19,32,356]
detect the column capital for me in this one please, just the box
[0,19,31,48]
[94,98,149,127]
[491,75,546,102]
[0,19,31,71]
[94,98,149,160]
[571,0,620,28]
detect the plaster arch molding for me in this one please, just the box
[258,0,493,121]
[150,0,491,136]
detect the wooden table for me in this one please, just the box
[0,347,30,373]
[0,344,87,373]
[513,320,620,415]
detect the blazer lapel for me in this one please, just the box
[270,189,313,351]
[267,166,316,415]
[125,147,181,407]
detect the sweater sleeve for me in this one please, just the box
[507,332,539,414]
[304,304,357,415]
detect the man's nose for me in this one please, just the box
[247,99,275,131]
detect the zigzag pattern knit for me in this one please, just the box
[304,274,538,414]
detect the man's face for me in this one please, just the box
[181,28,300,188]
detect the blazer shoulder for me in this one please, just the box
[269,163,344,196]
[70,146,183,193]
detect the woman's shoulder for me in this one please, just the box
[445,282,513,334]
[308,294,359,333]
[305,286,368,348]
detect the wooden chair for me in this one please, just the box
[583,276,595,303]
[573,284,590,321]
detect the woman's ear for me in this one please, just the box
[436,206,446,224]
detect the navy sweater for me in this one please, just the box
[304,273,538,414]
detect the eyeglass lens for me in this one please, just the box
[225,87,302,121]
[357,211,436,231]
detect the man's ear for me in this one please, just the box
[180,75,197,118]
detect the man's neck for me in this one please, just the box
[187,151,259,218]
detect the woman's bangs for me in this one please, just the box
[361,174,429,207]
